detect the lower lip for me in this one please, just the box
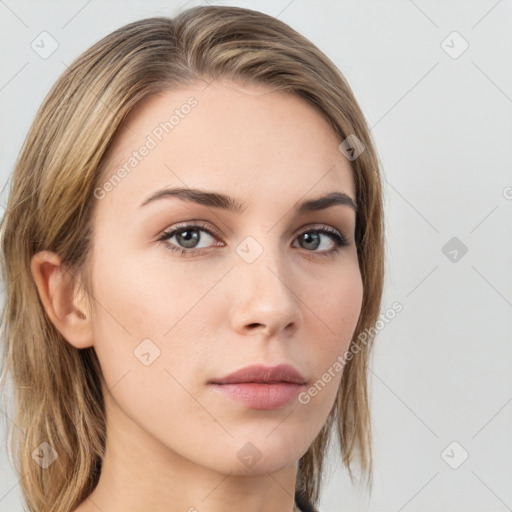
[210,382,305,410]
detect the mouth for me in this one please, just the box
[209,363,306,385]
[209,364,307,410]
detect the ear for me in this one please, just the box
[30,250,94,349]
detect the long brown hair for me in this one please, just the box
[0,6,384,511]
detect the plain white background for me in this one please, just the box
[1,1,511,511]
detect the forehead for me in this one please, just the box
[95,81,355,216]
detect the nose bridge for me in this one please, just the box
[229,230,301,334]
[236,229,289,292]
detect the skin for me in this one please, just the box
[31,80,363,512]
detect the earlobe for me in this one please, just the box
[30,250,94,349]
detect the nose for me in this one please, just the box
[228,243,302,338]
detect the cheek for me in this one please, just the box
[297,262,363,404]
[325,271,362,332]
[308,260,363,349]
[88,245,228,383]
[87,249,219,432]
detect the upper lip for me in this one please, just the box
[210,364,306,385]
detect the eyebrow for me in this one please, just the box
[139,187,357,214]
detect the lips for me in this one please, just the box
[209,364,307,410]
[209,364,306,385]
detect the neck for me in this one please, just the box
[78,394,299,512]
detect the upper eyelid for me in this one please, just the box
[160,221,220,239]
[160,221,345,237]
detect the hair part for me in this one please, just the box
[0,6,384,511]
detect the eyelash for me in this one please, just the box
[156,221,350,258]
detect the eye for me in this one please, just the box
[156,222,350,257]
[156,221,222,257]
[292,224,350,257]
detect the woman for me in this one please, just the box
[0,5,384,512]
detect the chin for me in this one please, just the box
[208,435,306,475]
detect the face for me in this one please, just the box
[86,80,363,476]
